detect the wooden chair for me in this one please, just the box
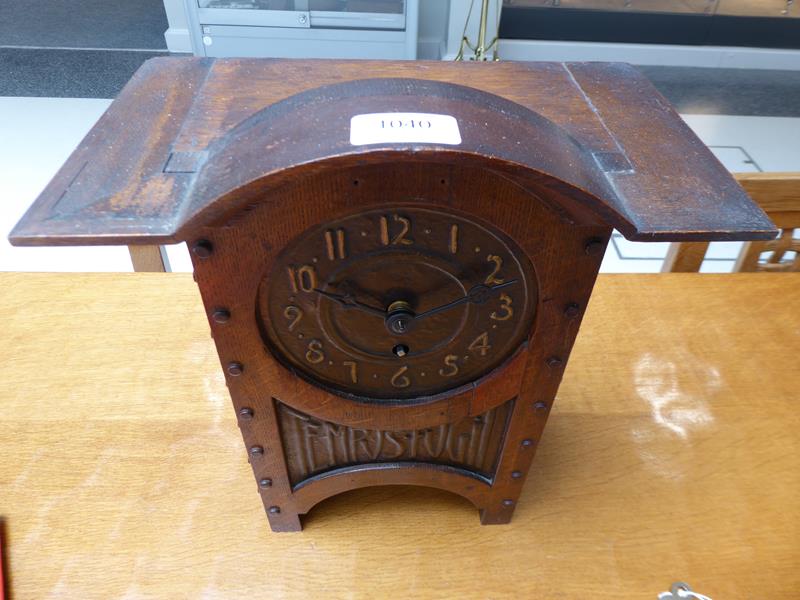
[128,245,170,272]
[663,172,800,273]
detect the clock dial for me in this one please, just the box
[258,206,536,401]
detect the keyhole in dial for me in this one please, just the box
[393,344,409,358]
[385,300,415,335]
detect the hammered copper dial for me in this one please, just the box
[259,205,537,401]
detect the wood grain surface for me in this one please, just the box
[664,172,800,272]
[1,273,798,599]
[9,59,775,245]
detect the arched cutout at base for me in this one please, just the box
[291,462,492,517]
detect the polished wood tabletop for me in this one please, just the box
[1,273,797,599]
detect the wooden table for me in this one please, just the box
[1,273,797,599]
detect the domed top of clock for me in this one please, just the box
[9,57,775,246]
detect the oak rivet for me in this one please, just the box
[212,308,231,323]
[268,506,281,514]
[192,239,213,258]
[239,407,254,420]
[249,445,264,456]
[521,439,534,447]
[227,362,244,376]
[259,478,272,488]
[511,471,522,479]
[584,238,605,256]
[534,402,549,413]
[546,356,563,368]
[502,499,514,507]
[564,303,580,318]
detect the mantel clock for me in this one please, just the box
[10,58,776,531]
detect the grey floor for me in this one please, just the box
[0,0,169,49]
[638,65,800,117]
[0,0,170,98]
[0,48,169,98]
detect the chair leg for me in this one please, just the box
[733,241,762,272]
[662,242,709,273]
[129,245,170,272]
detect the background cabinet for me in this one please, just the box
[185,0,418,58]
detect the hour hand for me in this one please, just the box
[312,288,386,318]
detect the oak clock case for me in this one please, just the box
[190,158,605,533]
[9,58,777,533]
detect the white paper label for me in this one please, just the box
[349,113,462,146]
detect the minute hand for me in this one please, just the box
[414,280,518,322]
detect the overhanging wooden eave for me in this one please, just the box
[8,59,777,247]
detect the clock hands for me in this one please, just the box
[413,280,518,322]
[312,288,386,318]
[314,279,518,335]
[313,286,415,334]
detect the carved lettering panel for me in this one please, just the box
[277,399,514,486]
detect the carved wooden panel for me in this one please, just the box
[277,398,514,486]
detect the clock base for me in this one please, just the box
[479,508,514,526]
[264,503,516,533]
[266,511,303,534]
[245,395,546,532]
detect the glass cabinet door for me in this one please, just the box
[503,0,799,17]
[312,0,405,28]
[310,1,403,13]
[716,0,799,17]
[199,0,304,8]
[197,0,405,29]
[503,1,716,14]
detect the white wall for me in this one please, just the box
[163,0,192,53]
[418,1,450,60]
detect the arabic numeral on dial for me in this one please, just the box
[305,339,325,364]
[324,228,346,260]
[485,254,505,285]
[287,265,317,293]
[490,294,513,321]
[283,305,303,331]
[343,360,358,383]
[468,332,491,357]
[390,365,411,388]
[380,214,414,246]
[439,354,459,377]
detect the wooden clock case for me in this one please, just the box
[10,58,775,531]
